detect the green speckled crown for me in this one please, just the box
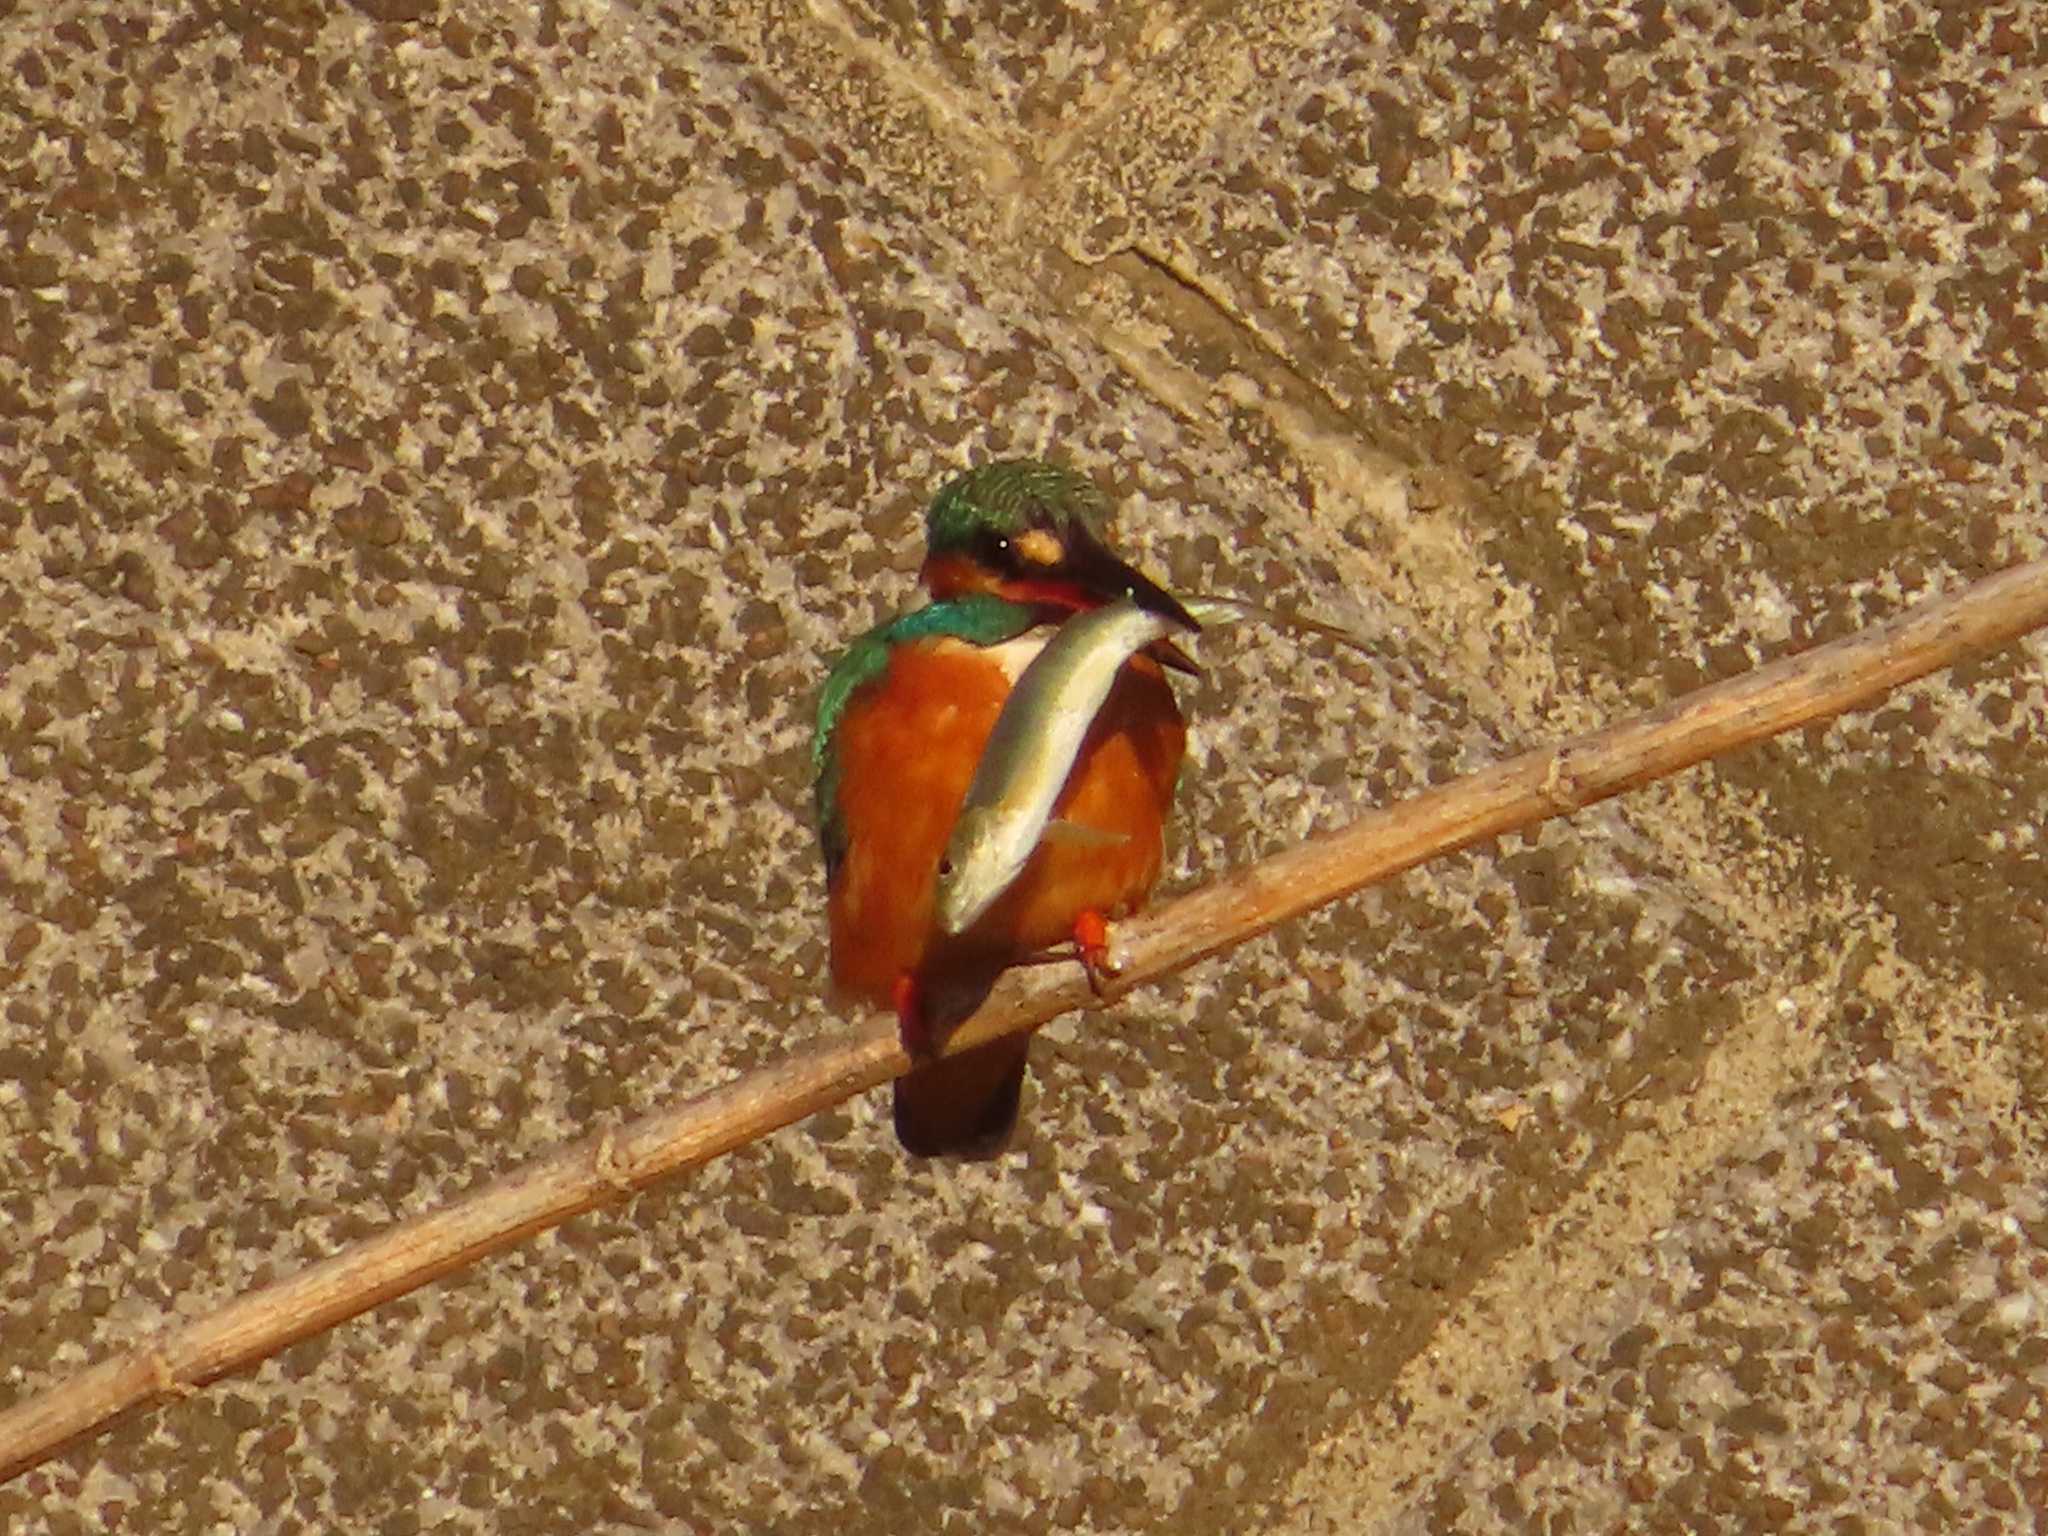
[924,459,1112,554]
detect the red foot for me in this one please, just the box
[1073,909,1116,994]
[893,972,934,1059]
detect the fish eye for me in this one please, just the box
[938,856,954,877]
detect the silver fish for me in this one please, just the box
[1181,594,1377,657]
[934,599,1194,937]
[932,593,1373,937]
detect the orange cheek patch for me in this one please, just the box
[919,553,997,598]
[1011,528,1064,566]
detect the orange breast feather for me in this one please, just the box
[827,638,1185,1006]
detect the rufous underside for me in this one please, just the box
[827,635,1185,1012]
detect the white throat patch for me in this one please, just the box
[938,626,1054,684]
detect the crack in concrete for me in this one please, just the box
[1267,956,1844,1534]
[802,0,1027,201]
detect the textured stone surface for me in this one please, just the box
[1049,0,2048,1014]
[1289,1045,2048,1533]
[832,0,1177,139]
[3,1,2044,1532]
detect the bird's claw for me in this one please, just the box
[892,973,935,1059]
[1072,910,1120,995]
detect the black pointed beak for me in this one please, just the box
[1062,523,1201,632]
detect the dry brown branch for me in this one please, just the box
[5,556,2046,1485]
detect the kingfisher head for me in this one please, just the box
[920,459,1198,631]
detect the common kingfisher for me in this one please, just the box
[813,460,1196,1157]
